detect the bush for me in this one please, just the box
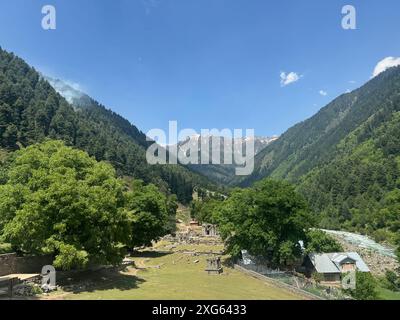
[372,229,391,243]
[312,272,323,283]
[344,271,378,300]
[384,270,400,291]
[0,242,12,254]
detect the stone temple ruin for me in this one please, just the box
[202,224,218,237]
[205,257,223,275]
[176,231,192,243]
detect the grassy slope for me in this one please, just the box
[377,286,400,300]
[63,243,303,300]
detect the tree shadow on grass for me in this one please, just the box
[58,268,146,294]
[221,256,236,268]
[130,250,173,259]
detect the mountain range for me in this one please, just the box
[45,74,277,186]
[173,135,278,185]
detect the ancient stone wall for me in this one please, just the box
[0,253,53,276]
[0,253,17,276]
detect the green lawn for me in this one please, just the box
[377,286,400,300]
[58,244,304,300]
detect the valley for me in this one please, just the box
[50,239,304,300]
[1,45,400,301]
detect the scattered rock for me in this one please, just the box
[14,283,44,297]
[331,234,399,276]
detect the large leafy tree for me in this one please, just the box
[190,198,221,224]
[125,180,176,248]
[0,140,129,270]
[215,179,313,267]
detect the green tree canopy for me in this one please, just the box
[190,198,221,224]
[305,230,343,254]
[125,180,176,248]
[215,179,314,267]
[0,140,129,270]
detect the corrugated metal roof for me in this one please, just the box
[308,252,370,273]
[347,252,370,272]
[309,253,340,273]
[330,253,356,269]
[331,253,352,264]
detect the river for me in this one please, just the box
[322,229,396,258]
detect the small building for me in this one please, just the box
[304,252,370,284]
[202,224,218,237]
[205,257,223,275]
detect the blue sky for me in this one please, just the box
[1,0,400,139]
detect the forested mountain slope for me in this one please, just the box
[298,106,400,239]
[240,66,400,186]
[238,66,400,242]
[0,47,214,203]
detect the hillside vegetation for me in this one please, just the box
[236,66,400,246]
[0,47,215,203]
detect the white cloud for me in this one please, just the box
[372,57,400,78]
[64,80,82,92]
[348,80,356,84]
[319,90,327,96]
[280,71,301,87]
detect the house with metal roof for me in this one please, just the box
[303,252,370,284]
